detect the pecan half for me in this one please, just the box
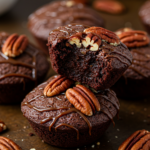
[66,84,100,116]
[0,120,7,133]
[82,33,102,51]
[0,136,22,150]
[118,129,150,150]
[116,29,149,48]
[93,0,125,14]
[44,75,74,97]
[69,32,102,51]
[2,33,28,57]
[84,27,120,46]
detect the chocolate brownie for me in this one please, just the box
[47,24,132,90]
[139,1,150,35]
[112,28,150,99]
[28,0,105,54]
[0,32,50,104]
[21,75,120,148]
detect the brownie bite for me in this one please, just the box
[47,24,132,90]
[21,75,119,148]
[28,0,105,54]
[0,32,50,104]
[139,1,150,34]
[113,28,150,99]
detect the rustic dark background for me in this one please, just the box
[0,0,150,150]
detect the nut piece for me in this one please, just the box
[66,84,100,116]
[118,129,150,150]
[116,29,149,48]
[0,120,7,133]
[68,36,81,48]
[44,75,74,97]
[82,33,102,51]
[84,27,120,46]
[93,0,125,14]
[0,136,22,150]
[2,33,28,57]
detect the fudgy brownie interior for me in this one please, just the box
[48,24,132,90]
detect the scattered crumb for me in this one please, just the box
[97,142,100,145]
[22,139,24,141]
[6,135,9,137]
[77,148,80,150]
[30,148,36,150]
[42,140,44,143]
[117,129,120,131]
[91,145,95,148]
[23,126,26,129]
[131,112,134,115]
[29,133,35,136]
[115,136,118,138]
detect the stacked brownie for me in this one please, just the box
[21,24,132,147]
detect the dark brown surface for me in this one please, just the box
[48,24,132,90]
[21,76,119,147]
[0,0,150,150]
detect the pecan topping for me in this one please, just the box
[66,84,100,116]
[2,33,28,57]
[84,27,120,46]
[0,120,7,133]
[69,27,119,52]
[44,75,74,97]
[118,129,150,150]
[82,33,102,51]
[93,0,125,14]
[116,29,149,48]
[0,136,22,150]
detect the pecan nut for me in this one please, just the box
[44,75,74,97]
[0,136,22,150]
[0,120,7,133]
[118,129,150,150]
[116,29,149,48]
[84,27,120,46]
[82,33,102,51]
[93,0,125,14]
[66,84,100,116]
[69,32,102,51]
[2,33,28,57]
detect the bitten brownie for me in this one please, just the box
[113,28,150,99]
[28,0,104,54]
[0,32,50,104]
[47,24,132,90]
[139,1,150,35]
[21,75,120,148]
